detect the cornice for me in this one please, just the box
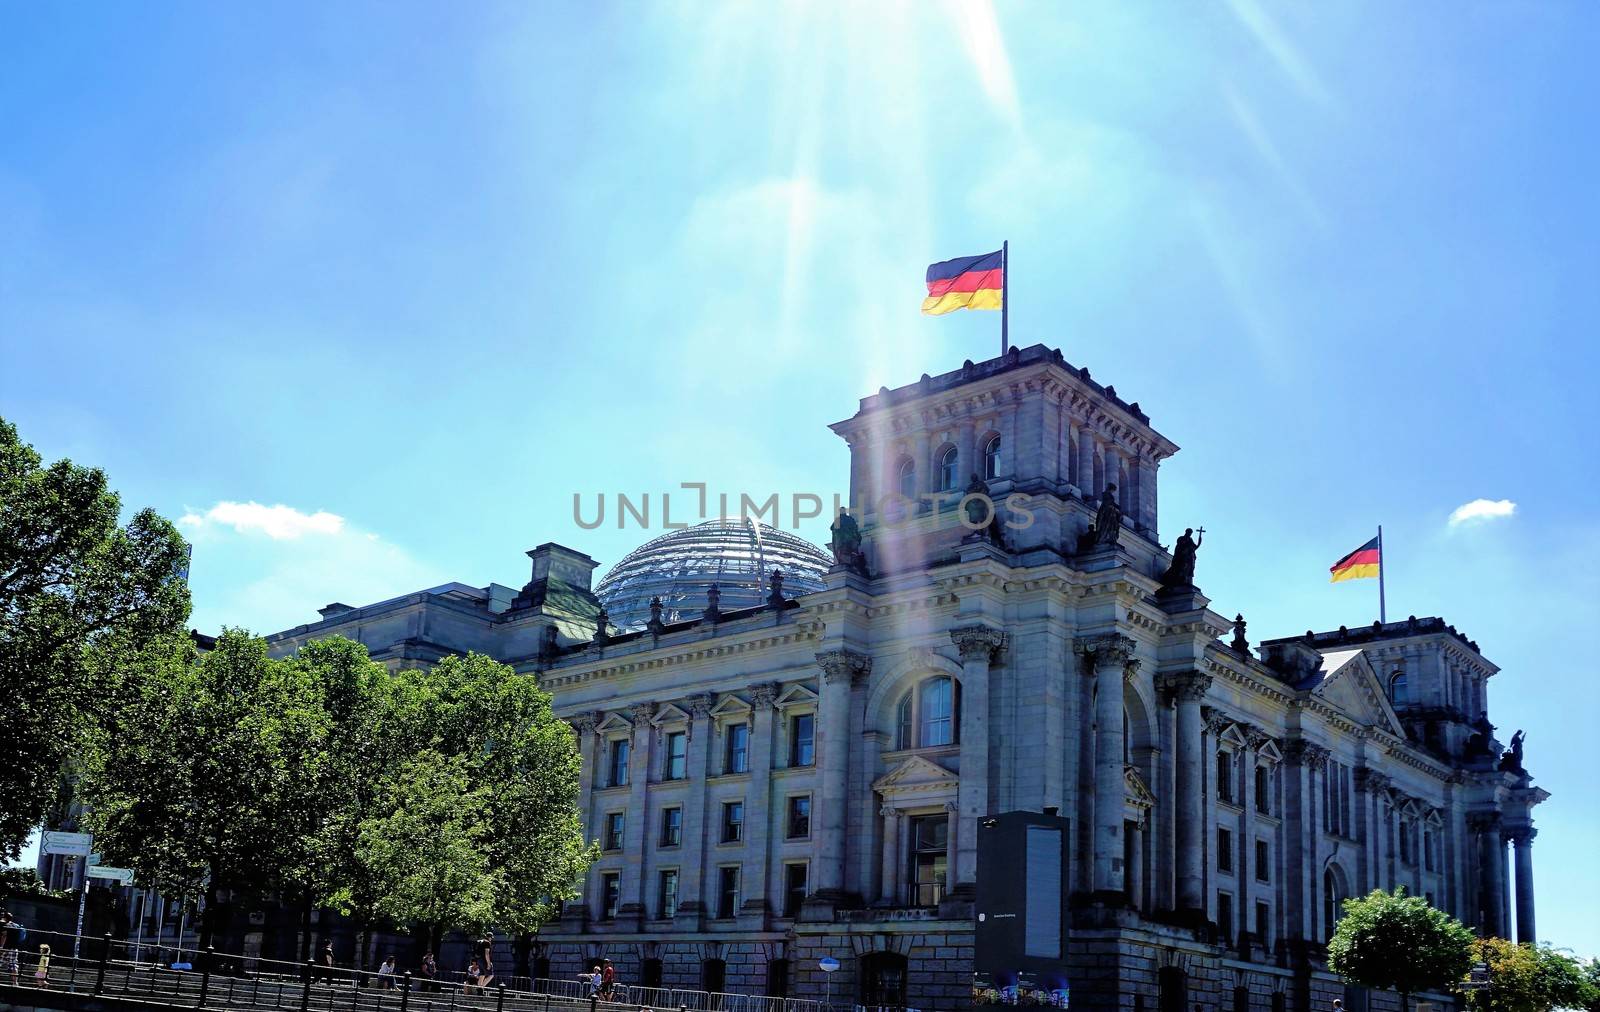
[539,625,822,689]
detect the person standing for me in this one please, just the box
[600,959,616,1000]
[377,954,397,989]
[420,951,438,993]
[0,909,23,986]
[34,943,51,988]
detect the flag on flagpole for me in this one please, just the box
[1329,535,1381,583]
[922,250,1004,315]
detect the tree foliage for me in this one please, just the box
[1328,888,1475,1011]
[1465,938,1600,1012]
[0,417,190,860]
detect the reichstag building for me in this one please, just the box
[268,344,1545,1012]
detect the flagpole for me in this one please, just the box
[1377,524,1387,624]
[1001,240,1009,356]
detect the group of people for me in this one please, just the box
[579,958,619,1000]
[318,936,492,994]
[0,909,50,989]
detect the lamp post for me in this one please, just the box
[819,956,839,1010]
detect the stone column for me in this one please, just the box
[945,800,960,900]
[814,649,870,898]
[1078,427,1097,495]
[1472,815,1507,938]
[1128,819,1145,910]
[952,625,1007,891]
[914,432,932,497]
[1102,445,1122,507]
[675,693,714,928]
[1160,671,1211,914]
[1078,634,1137,896]
[959,421,977,484]
[620,703,654,920]
[1512,829,1536,943]
[743,683,780,922]
[879,807,902,906]
[570,714,600,843]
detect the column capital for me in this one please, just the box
[1283,738,1330,769]
[1508,826,1536,846]
[1355,767,1391,794]
[951,624,1008,663]
[569,712,600,736]
[944,800,960,813]
[686,692,715,719]
[628,703,655,727]
[1156,670,1212,703]
[817,648,873,685]
[748,682,781,709]
[879,805,900,820]
[1202,707,1233,736]
[1466,812,1503,835]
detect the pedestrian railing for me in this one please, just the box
[530,978,825,1012]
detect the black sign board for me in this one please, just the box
[973,811,1071,1008]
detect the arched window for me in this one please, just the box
[1390,671,1409,706]
[920,677,954,746]
[896,456,916,499]
[983,435,1002,480]
[893,676,960,750]
[1323,867,1348,941]
[938,445,959,491]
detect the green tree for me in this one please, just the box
[0,417,190,859]
[1328,888,1475,1012]
[1466,938,1598,1012]
[419,652,595,970]
[80,630,332,947]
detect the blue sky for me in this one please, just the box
[3,1,1598,955]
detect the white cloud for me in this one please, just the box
[1448,498,1517,528]
[180,501,345,540]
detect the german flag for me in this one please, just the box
[1330,536,1381,583]
[923,250,1003,315]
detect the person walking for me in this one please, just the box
[34,943,51,988]
[378,954,397,989]
[420,951,438,993]
[0,909,23,986]
[600,959,617,1000]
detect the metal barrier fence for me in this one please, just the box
[1,929,837,1012]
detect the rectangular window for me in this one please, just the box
[1255,840,1270,882]
[608,738,630,787]
[725,723,750,774]
[909,814,949,908]
[789,713,815,767]
[1255,765,1271,813]
[1399,822,1412,863]
[1218,892,1234,944]
[783,862,808,918]
[717,866,740,919]
[659,806,683,847]
[657,869,678,920]
[1255,901,1270,946]
[604,812,625,851]
[786,795,811,839]
[1218,827,1233,873]
[722,800,744,843]
[600,872,620,921]
[1425,830,1436,872]
[1217,751,1234,803]
[665,731,687,780]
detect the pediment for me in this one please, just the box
[651,703,690,725]
[709,694,750,718]
[775,683,819,709]
[1312,649,1404,736]
[873,755,958,796]
[1125,764,1155,806]
[596,712,633,734]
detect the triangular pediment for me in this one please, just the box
[1125,764,1156,806]
[596,712,633,734]
[709,694,750,718]
[775,683,818,709]
[1311,649,1404,736]
[873,755,958,796]
[651,703,690,725]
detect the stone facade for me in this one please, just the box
[266,345,1545,1012]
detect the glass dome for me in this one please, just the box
[594,518,831,631]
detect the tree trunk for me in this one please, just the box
[199,883,222,951]
[513,933,532,985]
[1400,991,1409,1012]
[298,899,313,962]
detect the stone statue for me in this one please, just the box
[1081,484,1122,550]
[1498,730,1526,773]
[767,567,786,608]
[1230,613,1249,655]
[829,508,869,574]
[963,474,1005,547]
[1159,526,1204,590]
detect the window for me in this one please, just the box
[604,812,625,851]
[702,958,727,993]
[641,959,663,987]
[938,445,958,492]
[1399,822,1411,863]
[1255,901,1270,946]
[1323,868,1348,941]
[656,869,678,920]
[861,952,908,1006]
[789,713,815,767]
[783,862,809,918]
[766,958,792,999]
[1255,839,1270,882]
[909,814,948,907]
[921,677,954,746]
[1390,671,1409,706]
[716,866,740,919]
[787,795,811,839]
[1255,765,1271,813]
[1425,830,1436,872]
[607,738,630,787]
[983,434,1002,480]
[724,723,749,774]
[1234,987,1249,1012]
[1216,751,1234,803]
[722,800,744,843]
[895,677,960,750]
[896,456,916,499]
[659,806,682,847]
[1218,891,1234,944]
[1218,827,1233,873]
[600,872,620,921]
[664,730,687,780]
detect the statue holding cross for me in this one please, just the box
[1160,526,1205,590]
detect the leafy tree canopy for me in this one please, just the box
[0,416,190,860]
[1328,888,1475,1011]
[1465,938,1600,1012]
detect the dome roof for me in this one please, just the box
[594,518,831,631]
